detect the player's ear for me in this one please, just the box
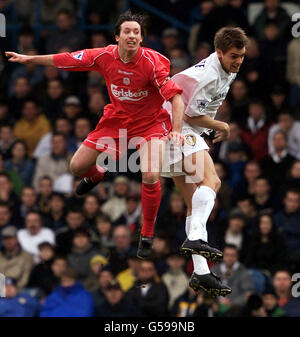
[215,48,223,59]
[115,35,120,43]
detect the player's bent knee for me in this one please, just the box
[69,159,85,177]
[142,172,159,184]
[214,177,222,192]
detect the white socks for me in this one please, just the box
[185,186,216,276]
[185,214,210,275]
[188,186,216,241]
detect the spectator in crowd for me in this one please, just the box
[286,35,300,108]
[225,144,246,190]
[162,252,189,309]
[272,270,300,316]
[0,226,33,289]
[19,186,38,221]
[268,110,300,160]
[4,140,35,186]
[115,193,141,231]
[109,225,136,276]
[284,160,300,191]
[240,100,270,161]
[212,244,255,310]
[16,26,35,54]
[234,161,262,203]
[92,267,114,316]
[0,172,21,221]
[193,291,221,317]
[82,194,102,227]
[229,79,251,126]
[17,211,55,263]
[36,176,53,216]
[217,122,249,163]
[42,79,65,124]
[62,96,83,123]
[45,9,86,54]
[9,77,32,122]
[151,233,171,276]
[262,130,296,190]
[73,117,92,151]
[253,0,291,42]
[40,268,94,317]
[91,215,114,250]
[13,98,51,158]
[235,196,258,235]
[26,242,58,296]
[127,260,169,317]
[252,176,280,214]
[244,214,286,275]
[55,209,86,256]
[67,227,104,282]
[0,202,14,239]
[171,287,198,317]
[156,191,186,249]
[43,193,66,231]
[216,214,248,258]
[274,188,300,254]
[101,176,129,222]
[0,277,40,317]
[116,252,141,292]
[161,28,181,58]
[213,161,232,211]
[240,293,267,317]
[82,254,108,291]
[0,124,15,160]
[33,133,71,191]
[96,280,139,317]
[262,288,286,317]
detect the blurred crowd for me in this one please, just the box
[0,0,300,317]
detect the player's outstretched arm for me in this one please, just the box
[186,114,230,143]
[168,93,184,145]
[5,52,54,66]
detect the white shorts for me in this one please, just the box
[161,127,209,178]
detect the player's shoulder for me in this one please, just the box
[85,45,116,57]
[142,47,170,64]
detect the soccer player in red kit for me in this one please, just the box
[6,11,184,259]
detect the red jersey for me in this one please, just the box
[53,45,182,137]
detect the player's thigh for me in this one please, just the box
[70,144,100,175]
[172,175,197,213]
[182,150,205,184]
[202,150,221,189]
[139,138,165,173]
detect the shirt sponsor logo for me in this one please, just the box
[118,70,134,75]
[72,51,84,61]
[111,84,148,101]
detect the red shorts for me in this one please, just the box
[83,118,172,160]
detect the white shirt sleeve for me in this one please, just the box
[174,71,218,118]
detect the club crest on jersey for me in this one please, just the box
[197,100,208,113]
[123,77,130,85]
[185,134,196,146]
[72,51,84,61]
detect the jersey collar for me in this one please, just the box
[114,45,143,64]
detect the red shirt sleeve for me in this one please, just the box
[53,48,105,72]
[149,51,183,101]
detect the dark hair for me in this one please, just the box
[0,201,10,210]
[223,244,239,252]
[12,140,29,158]
[285,188,300,197]
[52,132,67,141]
[114,10,146,37]
[39,175,53,183]
[0,172,12,182]
[23,97,40,108]
[61,267,78,280]
[214,27,248,53]
[255,175,270,185]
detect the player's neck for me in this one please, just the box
[118,46,139,63]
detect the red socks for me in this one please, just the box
[141,181,161,237]
[82,165,106,183]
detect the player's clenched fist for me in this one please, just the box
[168,131,184,146]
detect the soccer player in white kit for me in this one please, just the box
[162,27,248,297]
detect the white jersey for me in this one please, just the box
[164,52,236,135]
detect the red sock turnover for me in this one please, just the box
[141,181,161,237]
[81,165,106,183]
